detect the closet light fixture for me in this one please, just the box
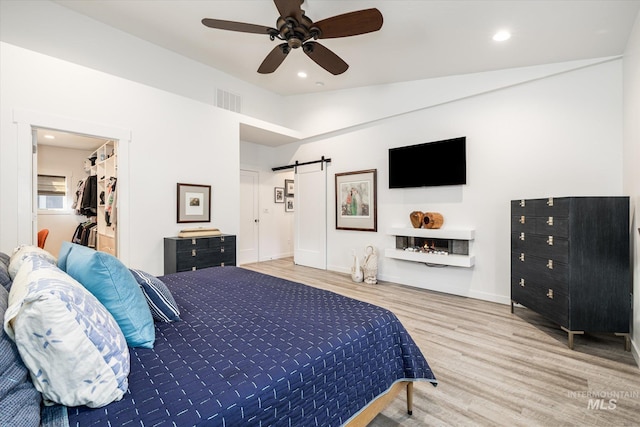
[493,30,511,42]
[44,134,55,140]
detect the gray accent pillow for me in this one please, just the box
[0,252,10,290]
[0,285,42,427]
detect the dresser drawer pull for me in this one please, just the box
[547,197,554,206]
[547,236,553,246]
[519,215,525,224]
[221,262,225,267]
[547,216,554,226]
[519,199,525,207]
[220,247,225,253]
[546,289,554,299]
[519,253,525,262]
[191,238,196,245]
[519,278,525,287]
[192,266,196,271]
[192,249,197,256]
[221,236,225,242]
[547,259,553,269]
[519,232,525,241]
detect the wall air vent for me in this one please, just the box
[216,89,242,113]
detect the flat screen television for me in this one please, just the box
[388,137,466,188]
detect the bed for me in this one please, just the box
[1,246,437,427]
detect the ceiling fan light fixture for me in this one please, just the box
[202,1,383,75]
[493,30,511,42]
[298,71,308,78]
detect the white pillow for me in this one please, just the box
[4,256,130,408]
[8,245,56,279]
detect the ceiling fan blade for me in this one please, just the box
[274,0,304,22]
[303,42,348,75]
[314,8,383,39]
[202,18,274,35]
[258,43,290,74]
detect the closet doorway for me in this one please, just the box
[34,128,113,257]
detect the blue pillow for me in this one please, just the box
[0,285,41,426]
[56,241,73,272]
[130,269,181,323]
[63,243,154,348]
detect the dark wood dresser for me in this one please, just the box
[164,235,236,274]
[510,197,630,349]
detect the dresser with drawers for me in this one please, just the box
[510,197,630,349]
[164,234,236,274]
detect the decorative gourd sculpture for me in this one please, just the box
[409,211,424,228]
[422,212,444,229]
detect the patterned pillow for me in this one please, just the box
[8,245,56,279]
[0,252,11,290]
[4,256,130,408]
[0,285,41,427]
[63,243,155,348]
[130,269,181,322]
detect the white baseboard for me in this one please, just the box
[257,252,292,262]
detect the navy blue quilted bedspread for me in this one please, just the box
[65,266,437,426]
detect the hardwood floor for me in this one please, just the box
[241,258,640,427]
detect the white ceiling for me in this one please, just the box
[52,0,640,97]
[37,128,110,151]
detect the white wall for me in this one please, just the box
[623,11,640,365]
[1,42,240,275]
[265,59,624,305]
[0,0,287,127]
[37,145,94,256]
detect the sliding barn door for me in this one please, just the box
[294,163,327,269]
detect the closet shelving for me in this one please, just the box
[91,141,117,256]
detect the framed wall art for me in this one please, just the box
[177,183,211,223]
[335,169,377,231]
[285,197,294,212]
[284,179,295,196]
[274,187,285,203]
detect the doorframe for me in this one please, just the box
[13,109,132,264]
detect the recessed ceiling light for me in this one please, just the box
[44,134,55,140]
[493,30,511,42]
[297,71,307,78]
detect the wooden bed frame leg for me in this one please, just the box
[407,381,414,416]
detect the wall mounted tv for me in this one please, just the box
[388,137,466,188]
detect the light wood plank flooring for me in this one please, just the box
[241,258,640,427]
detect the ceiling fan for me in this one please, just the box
[202,0,383,75]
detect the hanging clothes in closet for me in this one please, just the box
[105,177,117,226]
[72,220,97,247]
[72,175,97,216]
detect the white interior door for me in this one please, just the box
[238,169,259,265]
[294,164,326,269]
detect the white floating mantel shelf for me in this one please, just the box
[385,227,476,268]
[387,227,475,240]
